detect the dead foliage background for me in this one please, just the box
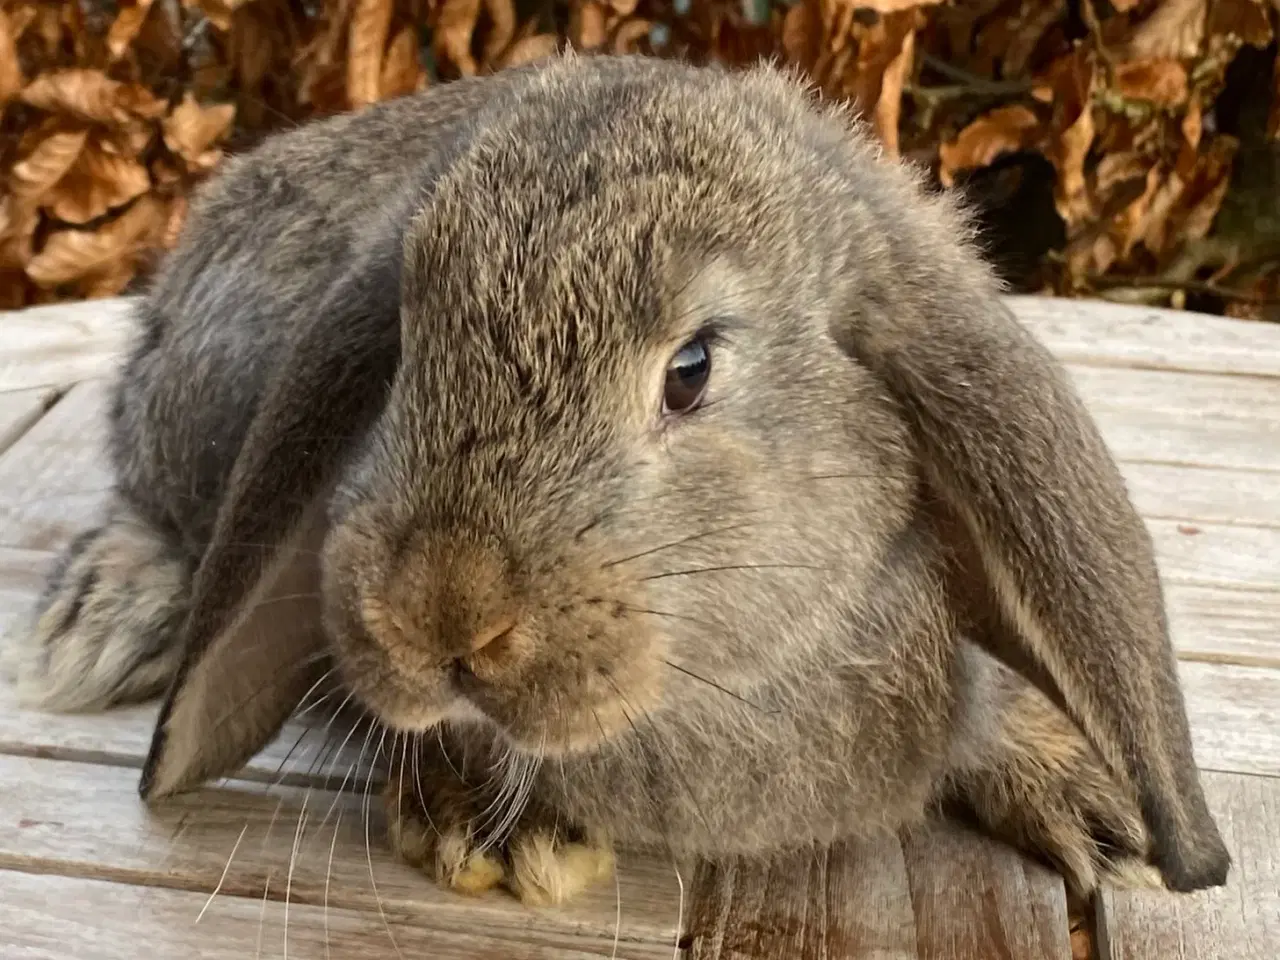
[2,0,1279,319]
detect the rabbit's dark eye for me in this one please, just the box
[663,337,711,415]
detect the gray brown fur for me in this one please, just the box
[6,52,1227,902]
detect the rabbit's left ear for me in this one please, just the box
[832,268,1229,893]
[138,221,404,800]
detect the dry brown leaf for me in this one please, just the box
[186,0,250,33]
[161,194,189,249]
[500,34,560,69]
[1271,47,1280,141]
[380,26,424,99]
[436,0,482,76]
[1126,0,1206,60]
[1206,0,1273,48]
[0,10,23,103]
[27,195,164,287]
[0,196,40,270]
[1043,52,1099,229]
[1172,136,1238,242]
[873,28,915,158]
[163,93,236,170]
[21,70,167,125]
[939,105,1042,187]
[782,1,820,68]
[348,0,394,107]
[613,19,653,55]
[483,0,518,66]
[574,1,609,50]
[10,129,90,202]
[48,142,152,224]
[1112,59,1189,108]
[83,261,138,299]
[107,0,155,60]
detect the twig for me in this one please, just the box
[920,53,1033,97]
[1087,274,1279,305]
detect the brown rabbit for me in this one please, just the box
[6,51,1229,907]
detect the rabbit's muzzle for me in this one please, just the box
[324,524,669,758]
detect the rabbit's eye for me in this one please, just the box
[663,337,711,415]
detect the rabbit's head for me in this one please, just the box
[320,59,924,753]
[138,53,1228,893]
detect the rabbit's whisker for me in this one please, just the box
[671,861,686,960]
[641,562,826,582]
[363,726,405,960]
[283,789,310,960]
[662,659,774,714]
[605,675,715,841]
[410,731,442,840]
[618,605,715,627]
[600,521,765,569]
[315,715,375,835]
[194,822,248,924]
[324,807,343,960]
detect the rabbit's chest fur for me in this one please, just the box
[441,544,966,859]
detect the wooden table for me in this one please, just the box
[0,295,1276,960]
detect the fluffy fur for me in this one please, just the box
[6,52,1228,906]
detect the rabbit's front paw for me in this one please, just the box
[945,679,1161,896]
[383,749,613,906]
[4,509,189,712]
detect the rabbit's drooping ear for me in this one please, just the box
[833,281,1230,893]
[138,217,405,800]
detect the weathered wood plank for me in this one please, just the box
[1097,771,1280,960]
[1147,519,1280,591]
[1181,662,1280,779]
[684,825,1072,960]
[0,381,112,551]
[0,753,686,952]
[0,870,674,960]
[1166,582,1280,667]
[1066,365,1280,474]
[0,298,134,392]
[1121,462,1280,530]
[0,386,59,457]
[1009,294,1280,379]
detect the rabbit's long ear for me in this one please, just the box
[833,281,1230,893]
[138,216,406,801]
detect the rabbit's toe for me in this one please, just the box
[4,512,189,712]
[506,826,615,907]
[945,672,1155,896]
[383,750,612,905]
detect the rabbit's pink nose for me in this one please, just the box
[467,614,517,654]
[458,613,519,679]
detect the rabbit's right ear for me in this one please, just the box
[831,264,1230,893]
[138,203,410,801]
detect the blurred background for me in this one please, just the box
[1,0,1278,320]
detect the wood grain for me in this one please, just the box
[1165,582,1280,667]
[0,753,686,953]
[0,297,134,392]
[1097,771,1280,960]
[0,381,113,551]
[1147,520,1280,591]
[684,824,1072,960]
[0,869,676,960]
[0,386,59,457]
[1065,365,1280,474]
[1180,662,1280,779]
[1009,294,1280,379]
[1120,462,1280,530]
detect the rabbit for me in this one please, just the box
[5,50,1231,908]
